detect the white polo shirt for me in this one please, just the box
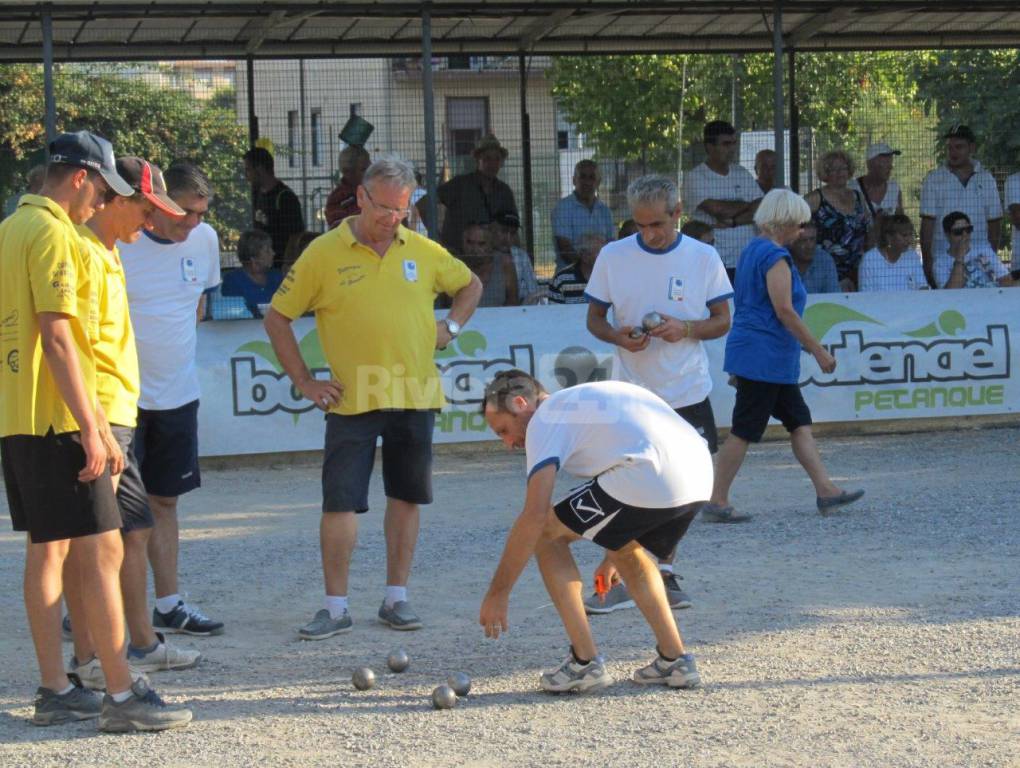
[858,247,927,292]
[849,177,901,217]
[920,161,1002,260]
[682,162,761,269]
[585,233,733,409]
[525,381,713,509]
[119,223,221,410]
[1004,171,1020,269]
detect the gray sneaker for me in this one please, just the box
[128,632,202,672]
[540,652,612,693]
[32,674,101,725]
[631,652,701,689]
[700,503,752,523]
[67,654,148,690]
[298,608,353,641]
[377,600,422,631]
[98,678,192,733]
[662,572,692,609]
[583,583,636,615]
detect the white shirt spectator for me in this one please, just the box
[849,178,901,217]
[120,223,221,410]
[683,162,761,270]
[920,161,1002,263]
[585,233,732,409]
[858,246,927,292]
[1004,171,1020,270]
[525,381,713,509]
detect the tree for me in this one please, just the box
[0,63,248,246]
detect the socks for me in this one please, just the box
[56,683,75,695]
[130,639,160,655]
[656,645,680,663]
[658,563,674,575]
[110,689,134,703]
[384,586,407,609]
[155,594,182,614]
[325,595,348,619]
[570,645,592,666]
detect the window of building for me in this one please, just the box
[446,97,489,176]
[287,110,298,169]
[311,109,322,167]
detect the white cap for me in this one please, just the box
[866,142,901,161]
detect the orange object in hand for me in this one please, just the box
[595,574,609,597]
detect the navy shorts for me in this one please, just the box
[729,376,813,443]
[2,430,121,544]
[675,397,719,454]
[135,400,201,498]
[553,478,704,560]
[322,409,435,513]
[111,426,154,533]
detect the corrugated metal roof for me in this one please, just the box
[1,1,1019,61]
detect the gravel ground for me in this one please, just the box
[1,426,1018,768]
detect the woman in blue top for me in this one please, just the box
[221,229,284,318]
[701,189,864,523]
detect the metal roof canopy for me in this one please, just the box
[2,1,1020,61]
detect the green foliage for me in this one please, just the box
[0,63,248,246]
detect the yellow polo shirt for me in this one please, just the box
[0,195,97,437]
[76,225,140,428]
[271,220,472,414]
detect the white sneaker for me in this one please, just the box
[128,632,202,672]
[68,655,149,690]
[540,651,612,693]
[631,652,701,689]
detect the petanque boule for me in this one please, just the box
[642,311,665,331]
[431,685,458,709]
[628,327,646,340]
[352,667,376,691]
[386,649,410,673]
[447,672,472,697]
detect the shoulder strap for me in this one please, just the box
[856,177,878,218]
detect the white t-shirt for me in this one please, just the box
[1004,171,1020,269]
[933,245,1009,289]
[525,381,713,509]
[858,246,927,292]
[119,223,221,410]
[585,233,733,409]
[682,162,762,269]
[849,177,901,217]
[920,162,1003,261]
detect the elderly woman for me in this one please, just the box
[858,214,927,292]
[804,150,872,291]
[701,189,864,523]
[938,211,1017,289]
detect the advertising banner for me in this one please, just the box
[197,290,1017,456]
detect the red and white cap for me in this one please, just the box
[114,157,186,217]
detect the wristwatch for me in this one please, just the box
[444,318,461,338]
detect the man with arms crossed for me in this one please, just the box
[119,161,223,636]
[583,174,734,615]
[0,132,189,731]
[479,372,710,692]
[265,156,481,639]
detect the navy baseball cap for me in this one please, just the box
[48,131,134,196]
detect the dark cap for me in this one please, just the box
[115,157,185,217]
[494,210,520,229]
[48,131,133,196]
[944,124,977,143]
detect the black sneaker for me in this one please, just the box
[99,678,192,733]
[662,572,692,609]
[32,673,101,726]
[152,601,224,636]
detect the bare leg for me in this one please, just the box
[62,549,94,663]
[790,426,842,497]
[122,528,157,648]
[383,498,419,588]
[321,511,358,597]
[24,537,72,691]
[609,542,684,658]
[710,433,750,507]
[533,514,597,660]
[71,531,132,694]
[147,494,179,600]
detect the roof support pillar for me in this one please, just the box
[42,8,56,148]
[772,0,786,188]
[421,4,439,239]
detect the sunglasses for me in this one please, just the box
[949,225,974,236]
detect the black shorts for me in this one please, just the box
[553,478,704,560]
[135,400,201,498]
[322,409,435,513]
[729,376,813,443]
[111,426,154,533]
[675,397,719,454]
[1,430,121,544]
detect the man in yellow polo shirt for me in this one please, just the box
[66,157,200,698]
[265,155,482,640]
[0,132,189,732]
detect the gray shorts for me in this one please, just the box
[111,426,154,533]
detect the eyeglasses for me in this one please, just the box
[949,225,974,236]
[363,186,411,219]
